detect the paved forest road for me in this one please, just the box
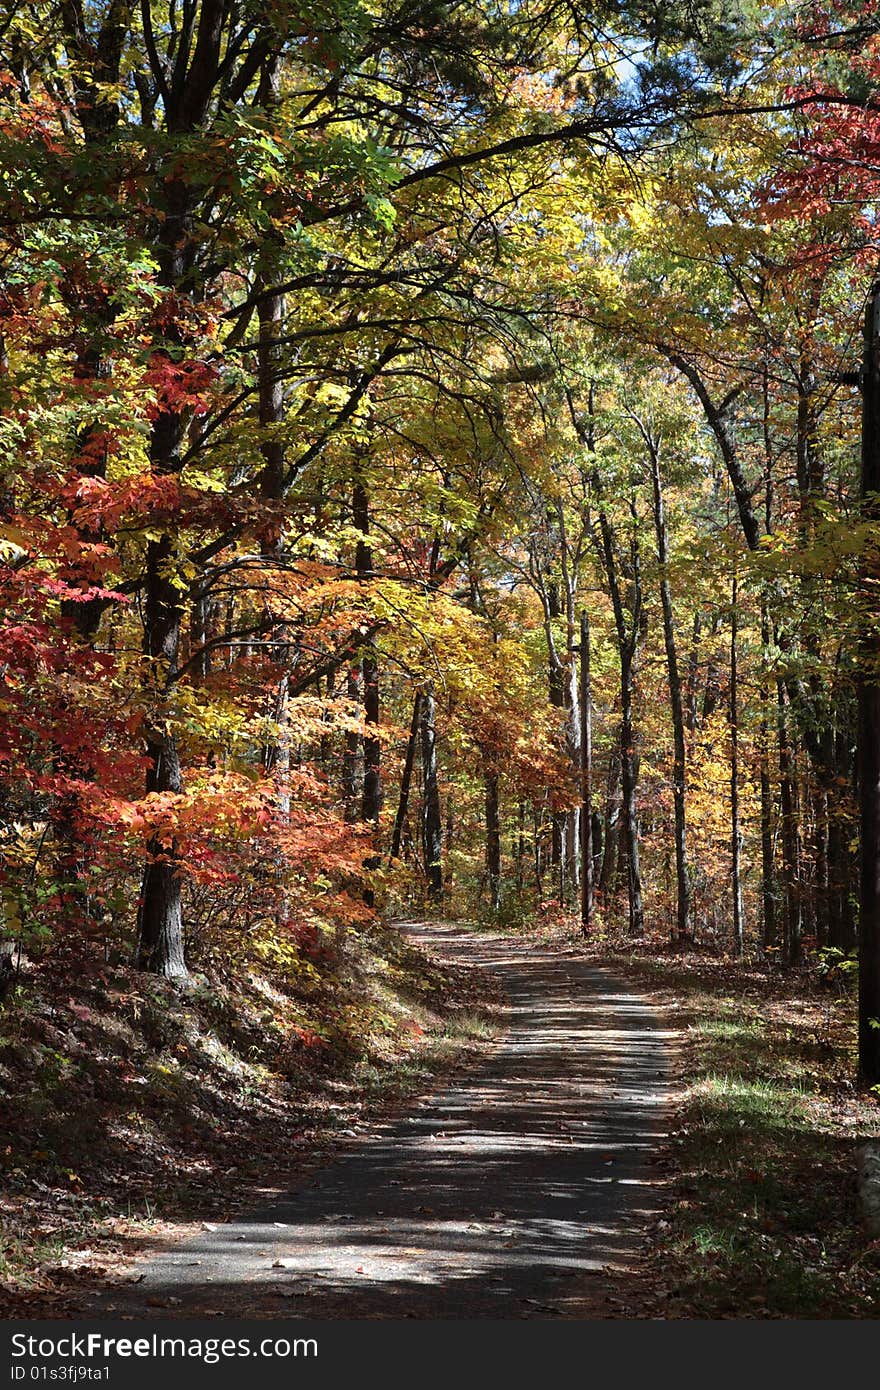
[98,925,674,1318]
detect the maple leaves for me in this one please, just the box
[141,354,220,422]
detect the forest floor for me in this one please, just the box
[2,915,879,1319]
[76,923,673,1319]
[598,943,880,1318]
[0,919,504,1318]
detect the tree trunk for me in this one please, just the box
[257,294,285,519]
[360,654,381,827]
[135,170,199,977]
[516,800,526,891]
[649,442,691,942]
[485,770,501,910]
[859,276,880,1085]
[827,785,857,952]
[391,693,421,861]
[620,650,645,937]
[342,666,360,822]
[778,682,802,964]
[420,684,443,901]
[759,603,778,953]
[598,743,621,895]
[137,536,187,978]
[530,549,568,892]
[353,474,381,903]
[579,611,593,935]
[594,498,644,937]
[730,575,744,957]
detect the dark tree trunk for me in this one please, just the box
[257,293,285,519]
[759,603,778,953]
[420,684,443,901]
[352,474,380,903]
[594,500,644,937]
[648,441,691,942]
[730,576,744,957]
[137,535,187,978]
[445,797,454,893]
[191,592,211,680]
[598,743,621,895]
[255,223,291,845]
[533,807,544,897]
[859,276,880,1085]
[813,786,829,948]
[516,801,526,890]
[758,396,780,956]
[360,654,381,828]
[360,653,380,908]
[667,353,761,550]
[827,788,857,951]
[136,205,191,975]
[319,665,336,768]
[342,666,361,823]
[530,548,567,887]
[485,770,501,910]
[620,650,644,937]
[391,694,421,861]
[579,611,593,936]
[778,682,802,964]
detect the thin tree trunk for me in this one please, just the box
[485,770,501,910]
[360,655,381,826]
[516,801,526,891]
[530,551,567,889]
[353,474,380,903]
[579,610,593,935]
[594,498,644,937]
[599,743,621,895]
[256,290,286,523]
[620,650,645,937]
[445,797,454,893]
[391,693,421,861]
[813,785,829,948]
[759,603,778,953]
[648,441,691,942]
[778,681,802,964]
[758,393,780,955]
[858,275,880,1084]
[342,666,360,823]
[731,575,744,957]
[827,784,857,951]
[420,684,443,901]
[360,653,380,908]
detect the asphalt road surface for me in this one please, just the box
[98,924,674,1318]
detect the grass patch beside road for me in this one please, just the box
[612,952,880,1317]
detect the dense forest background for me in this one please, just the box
[3,0,880,1097]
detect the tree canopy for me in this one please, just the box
[2,0,880,1084]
